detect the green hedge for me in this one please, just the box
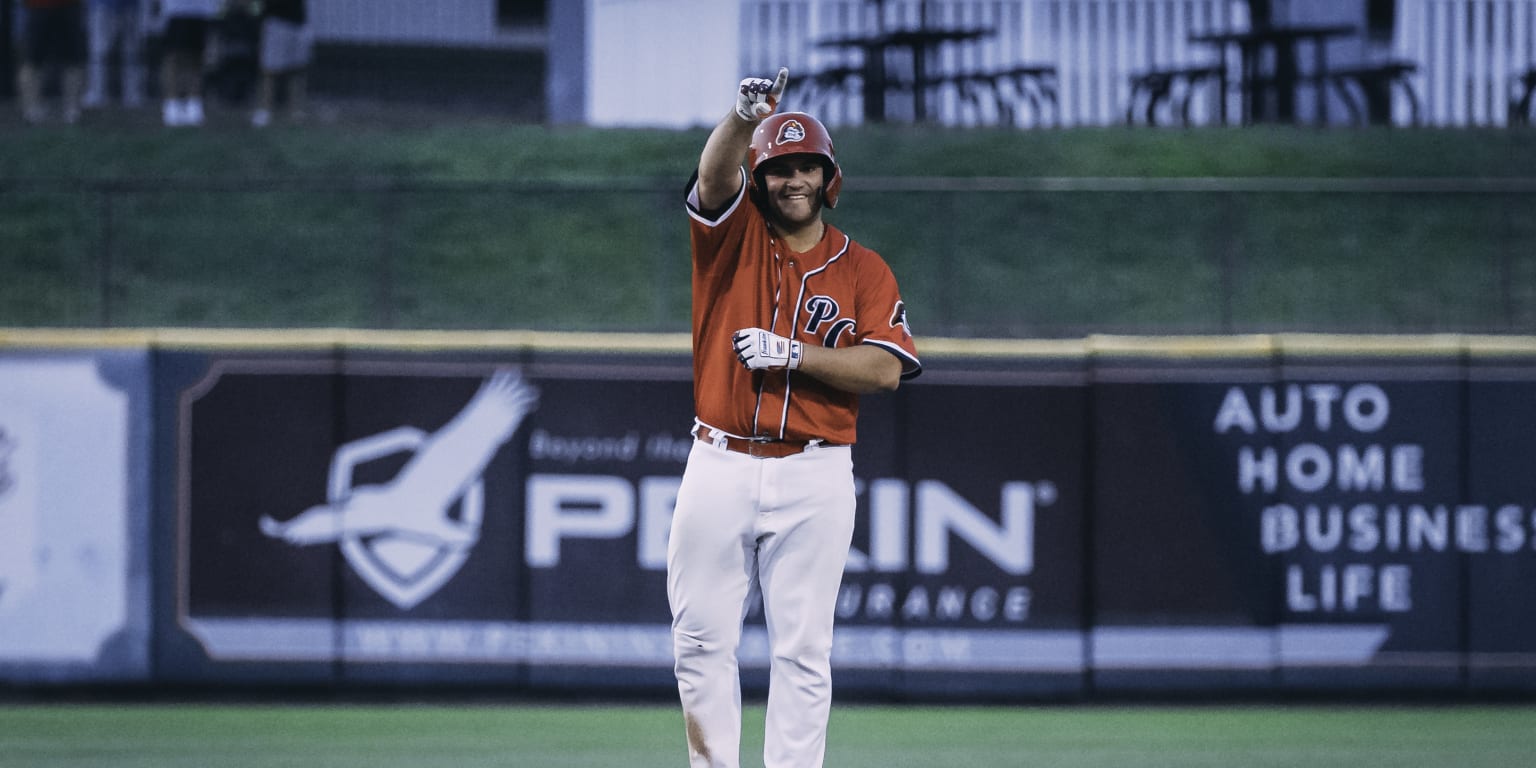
[3,117,1534,335]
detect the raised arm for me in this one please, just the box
[696,68,789,212]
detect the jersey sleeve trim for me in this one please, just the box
[863,339,923,380]
[685,167,748,227]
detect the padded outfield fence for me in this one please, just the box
[4,330,1536,700]
[2,176,1535,337]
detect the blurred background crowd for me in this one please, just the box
[8,0,310,126]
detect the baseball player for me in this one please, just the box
[667,67,921,768]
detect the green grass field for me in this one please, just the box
[3,702,1535,767]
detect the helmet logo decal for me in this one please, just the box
[777,119,807,145]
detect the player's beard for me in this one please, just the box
[767,186,824,236]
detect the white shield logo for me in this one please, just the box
[260,369,538,610]
[331,426,483,609]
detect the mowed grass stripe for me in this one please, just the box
[3,703,1534,767]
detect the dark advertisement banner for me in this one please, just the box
[1091,358,1282,691]
[147,343,1536,697]
[161,351,1099,696]
[1465,355,1536,692]
[518,368,694,690]
[156,352,347,683]
[886,365,1089,697]
[162,352,697,685]
[1267,361,1465,690]
[1086,352,1536,692]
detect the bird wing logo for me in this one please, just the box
[258,368,538,610]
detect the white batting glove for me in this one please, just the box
[733,327,803,371]
[735,67,789,121]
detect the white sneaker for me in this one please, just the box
[184,98,205,126]
[81,90,105,109]
[163,99,183,126]
[251,108,271,127]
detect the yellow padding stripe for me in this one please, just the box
[0,328,693,353]
[2,329,1535,359]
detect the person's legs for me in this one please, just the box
[252,71,275,125]
[159,52,180,124]
[55,3,87,122]
[16,6,87,123]
[286,21,312,119]
[119,8,145,107]
[176,51,204,125]
[667,441,761,768]
[60,65,84,123]
[252,17,280,125]
[756,447,855,768]
[160,17,207,125]
[18,63,45,123]
[161,50,204,124]
[254,18,312,125]
[285,69,307,119]
[160,17,188,124]
[82,3,113,107]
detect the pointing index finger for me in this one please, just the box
[770,67,789,97]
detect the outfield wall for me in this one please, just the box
[3,330,1536,699]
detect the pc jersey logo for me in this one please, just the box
[803,295,856,346]
[259,369,538,610]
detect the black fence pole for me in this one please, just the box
[652,188,672,331]
[1217,194,1242,334]
[375,187,399,329]
[1,0,15,102]
[98,188,116,327]
[1499,194,1515,331]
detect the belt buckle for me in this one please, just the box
[744,437,773,458]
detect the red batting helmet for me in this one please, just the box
[748,111,843,209]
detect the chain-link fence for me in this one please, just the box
[2,177,1533,337]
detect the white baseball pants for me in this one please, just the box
[667,440,856,768]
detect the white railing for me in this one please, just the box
[1395,0,1536,126]
[744,0,1251,127]
[259,0,1536,128]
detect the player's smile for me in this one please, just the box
[776,187,816,215]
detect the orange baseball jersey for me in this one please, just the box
[684,168,922,445]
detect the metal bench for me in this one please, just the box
[928,65,1058,127]
[1125,65,1225,126]
[1325,61,1421,126]
[797,65,865,115]
[1513,68,1536,126]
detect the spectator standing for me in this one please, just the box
[81,0,145,109]
[157,0,220,126]
[17,0,87,124]
[250,0,309,127]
